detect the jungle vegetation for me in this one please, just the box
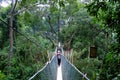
[0,0,120,80]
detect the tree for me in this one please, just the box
[8,0,18,74]
[0,0,48,79]
[0,0,118,79]
[86,0,120,79]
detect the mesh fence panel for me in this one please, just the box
[29,56,57,80]
[61,55,89,80]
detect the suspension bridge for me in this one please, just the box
[29,47,89,80]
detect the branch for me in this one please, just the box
[47,16,57,35]
[10,0,18,14]
[13,0,18,13]
[69,32,76,43]
[64,31,76,49]
[0,17,8,25]
[13,28,40,47]
[46,34,56,46]
[67,32,75,43]
[39,31,56,46]
[14,2,42,16]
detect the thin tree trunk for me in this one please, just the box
[8,0,17,74]
[57,15,60,43]
[8,14,13,74]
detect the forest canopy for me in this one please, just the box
[0,0,120,80]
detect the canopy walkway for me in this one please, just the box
[29,54,89,80]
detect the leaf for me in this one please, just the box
[105,53,113,62]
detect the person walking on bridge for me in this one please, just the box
[57,48,62,66]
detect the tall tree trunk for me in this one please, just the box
[8,14,13,74]
[8,0,17,74]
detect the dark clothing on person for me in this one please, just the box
[57,54,61,66]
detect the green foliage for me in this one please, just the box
[18,0,38,7]
[0,70,6,80]
[0,8,9,49]
[0,35,50,80]
[86,0,120,79]
[86,0,120,42]
[99,43,120,80]
[0,3,51,79]
[0,0,119,79]
[73,51,101,80]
